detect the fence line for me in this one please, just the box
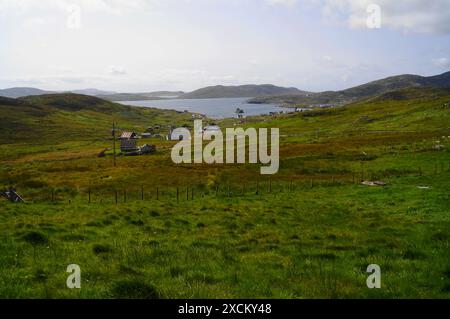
[3,162,449,205]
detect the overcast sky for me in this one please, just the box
[0,0,449,92]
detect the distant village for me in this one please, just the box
[108,118,224,157]
[104,104,340,158]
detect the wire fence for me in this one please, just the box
[3,162,449,205]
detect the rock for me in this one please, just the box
[361,181,387,187]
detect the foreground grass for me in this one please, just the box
[0,172,449,298]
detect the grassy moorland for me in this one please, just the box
[0,89,449,298]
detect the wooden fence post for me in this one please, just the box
[115,190,118,204]
[141,185,144,200]
[88,188,91,204]
[191,187,194,200]
[256,180,259,195]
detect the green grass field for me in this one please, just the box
[0,89,449,298]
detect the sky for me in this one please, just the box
[0,0,449,93]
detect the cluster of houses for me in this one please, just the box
[119,131,156,156]
[265,104,340,117]
[168,124,221,141]
[118,123,222,153]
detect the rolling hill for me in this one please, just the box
[0,87,55,98]
[97,91,185,101]
[0,87,117,98]
[0,93,192,144]
[179,84,308,99]
[249,71,450,106]
[70,88,118,96]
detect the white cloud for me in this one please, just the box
[0,0,448,93]
[265,0,298,7]
[320,0,450,34]
[432,57,449,68]
[108,66,127,76]
[21,17,47,28]
[0,0,149,15]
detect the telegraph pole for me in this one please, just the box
[113,122,117,167]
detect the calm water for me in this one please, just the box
[117,97,291,119]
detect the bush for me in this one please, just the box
[92,244,113,254]
[22,231,49,245]
[111,280,160,299]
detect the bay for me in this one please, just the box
[117,97,291,119]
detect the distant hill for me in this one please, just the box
[70,88,117,96]
[0,93,192,143]
[0,87,116,98]
[3,71,449,104]
[0,87,55,98]
[97,91,185,101]
[249,71,450,106]
[19,93,123,112]
[179,84,308,99]
[0,87,184,101]
[141,91,185,98]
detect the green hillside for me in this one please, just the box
[0,88,449,298]
[0,93,192,144]
[249,71,450,106]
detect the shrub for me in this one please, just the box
[33,269,48,282]
[92,244,113,254]
[111,280,160,299]
[22,231,49,245]
[130,219,144,226]
[149,210,160,217]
